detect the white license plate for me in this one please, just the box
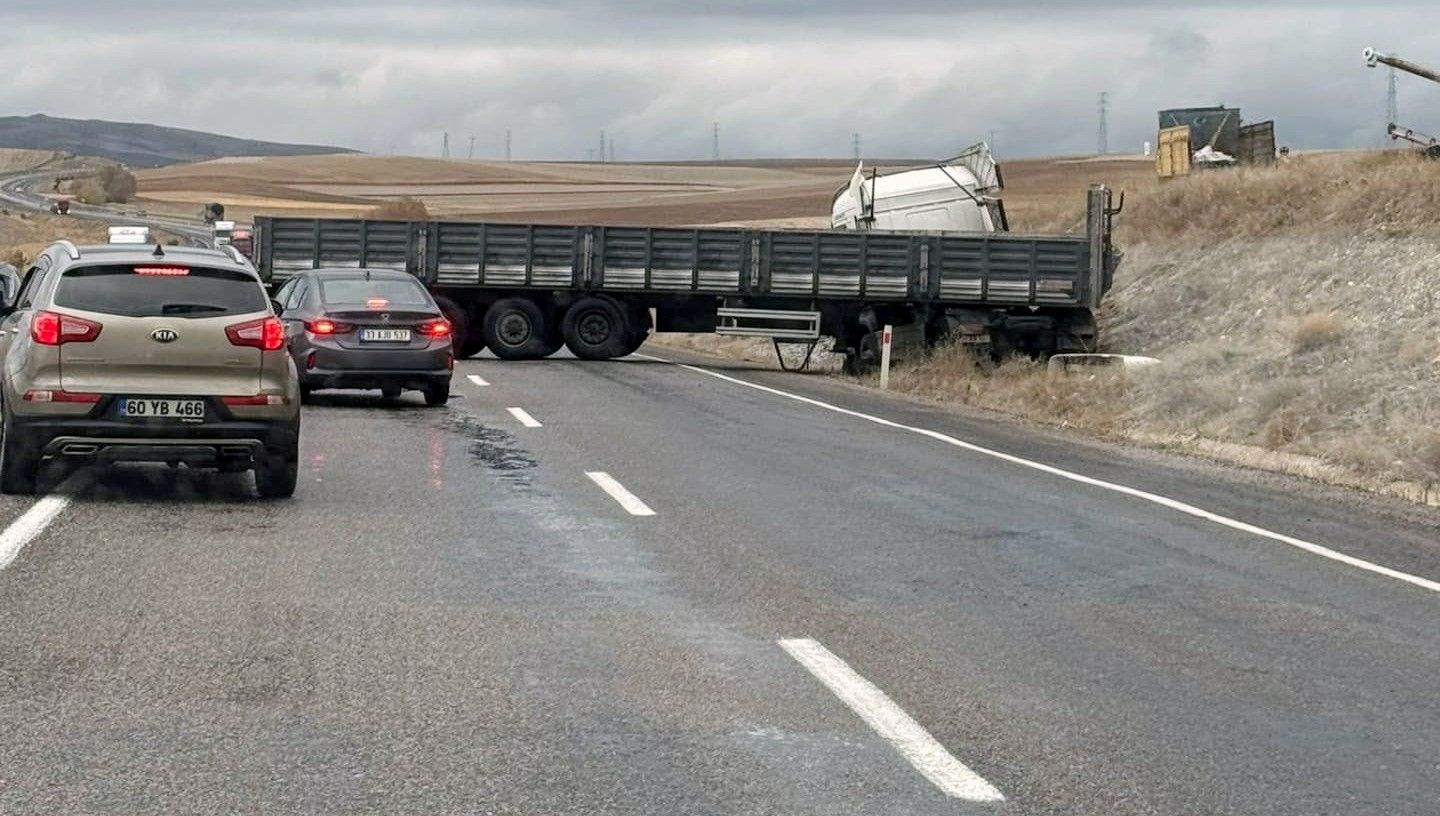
[120,398,206,419]
[360,329,411,342]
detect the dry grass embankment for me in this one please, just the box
[875,151,1440,504]
[0,212,108,268]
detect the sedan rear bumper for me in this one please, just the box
[302,367,451,392]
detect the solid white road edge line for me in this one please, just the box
[585,471,656,516]
[467,374,490,387]
[635,353,1440,595]
[0,494,71,571]
[778,638,1005,802]
[508,407,542,428]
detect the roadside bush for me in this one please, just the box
[3,249,26,270]
[97,166,137,203]
[74,179,108,205]
[1292,312,1345,353]
[368,197,430,220]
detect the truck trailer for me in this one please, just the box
[251,185,1120,372]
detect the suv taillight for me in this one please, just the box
[418,319,452,338]
[226,317,285,351]
[32,311,102,346]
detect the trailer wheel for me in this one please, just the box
[842,332,881,377]
[622,306,653,355]
[562,296,630,360]
[434,296,481,358]
[482,298,551,360]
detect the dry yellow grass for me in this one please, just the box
[1292,312,1346,353]
[0,212,109,265]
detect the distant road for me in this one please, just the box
[0,163,214,247]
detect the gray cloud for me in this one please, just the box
[1,2,1436,160]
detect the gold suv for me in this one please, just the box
[0,241,301,497]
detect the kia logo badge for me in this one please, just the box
[151,328,179,343]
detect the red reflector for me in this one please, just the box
[226,317,285,351]
[134,266,190,276]
[31,311,102,345]
[221,395,288,406]
[419,319,452,338]
[23,389,101,404]
[366,298,389,309]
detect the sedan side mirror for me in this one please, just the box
[270,299,284,316]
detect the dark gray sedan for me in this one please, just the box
[274,269,453,405]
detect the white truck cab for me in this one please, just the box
[832,142,1007,234]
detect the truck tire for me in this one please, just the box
[562,296,630,360]
[622,306,653,356]
[482,298,552,360]
[434,296,481,358]
[842,332,881,377]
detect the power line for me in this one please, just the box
[988,129,999,155]
[852,132,861,161]
[505,130,512,162]
[599,130,607,164]
[441,131,450,160]
[1096,92,1109,155]
[712,122,720,161]
[467,135,475,160]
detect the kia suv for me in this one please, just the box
[0,241,301,497]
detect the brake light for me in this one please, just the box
[221,395,290,406]
[134,266,190,276]
[226,316,285,351]
[306,318,354,336]
[32,311,102,345]
[366,298,389,309]
[418,319,452,338]
[23,389,101,403]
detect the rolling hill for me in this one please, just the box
[0,114,356,167]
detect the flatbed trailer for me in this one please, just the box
[252,185,1120,371]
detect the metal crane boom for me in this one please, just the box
[1364,47,1440,85]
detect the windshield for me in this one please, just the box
[53,264,267,318]
[320,276,432,307]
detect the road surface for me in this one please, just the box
[0,349,1437,815]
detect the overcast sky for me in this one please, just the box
[2,1,1437,161]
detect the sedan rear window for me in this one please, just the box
[54,264,267,318]
[320,277,432,307]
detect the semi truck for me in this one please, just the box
[251,185,1120,372]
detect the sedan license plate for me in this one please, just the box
[360,328,411,343]
[120,398,206,420]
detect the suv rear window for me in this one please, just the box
[54,264,267,318]
[320,277,431,307]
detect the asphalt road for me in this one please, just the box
[1,348,1438,814]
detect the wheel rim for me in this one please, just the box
[496,312,532,347]
[577,311,611,346]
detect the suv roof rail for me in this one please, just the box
[54,240,80,260]
[222,244,248,265]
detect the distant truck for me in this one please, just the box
[200,202,225,224]
[107,225,151,245]
[49,197,70,215]
[251,183,1122,371]
[212,220,236,246]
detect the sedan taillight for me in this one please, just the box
[418,318,452,338]
[226,317,285,351]
[32,311,102,346]
[306,318,355,336]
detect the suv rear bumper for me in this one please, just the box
[14,416,299,465]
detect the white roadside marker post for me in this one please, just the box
[879,324,893,390]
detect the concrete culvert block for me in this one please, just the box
[1047,353,1162,376]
